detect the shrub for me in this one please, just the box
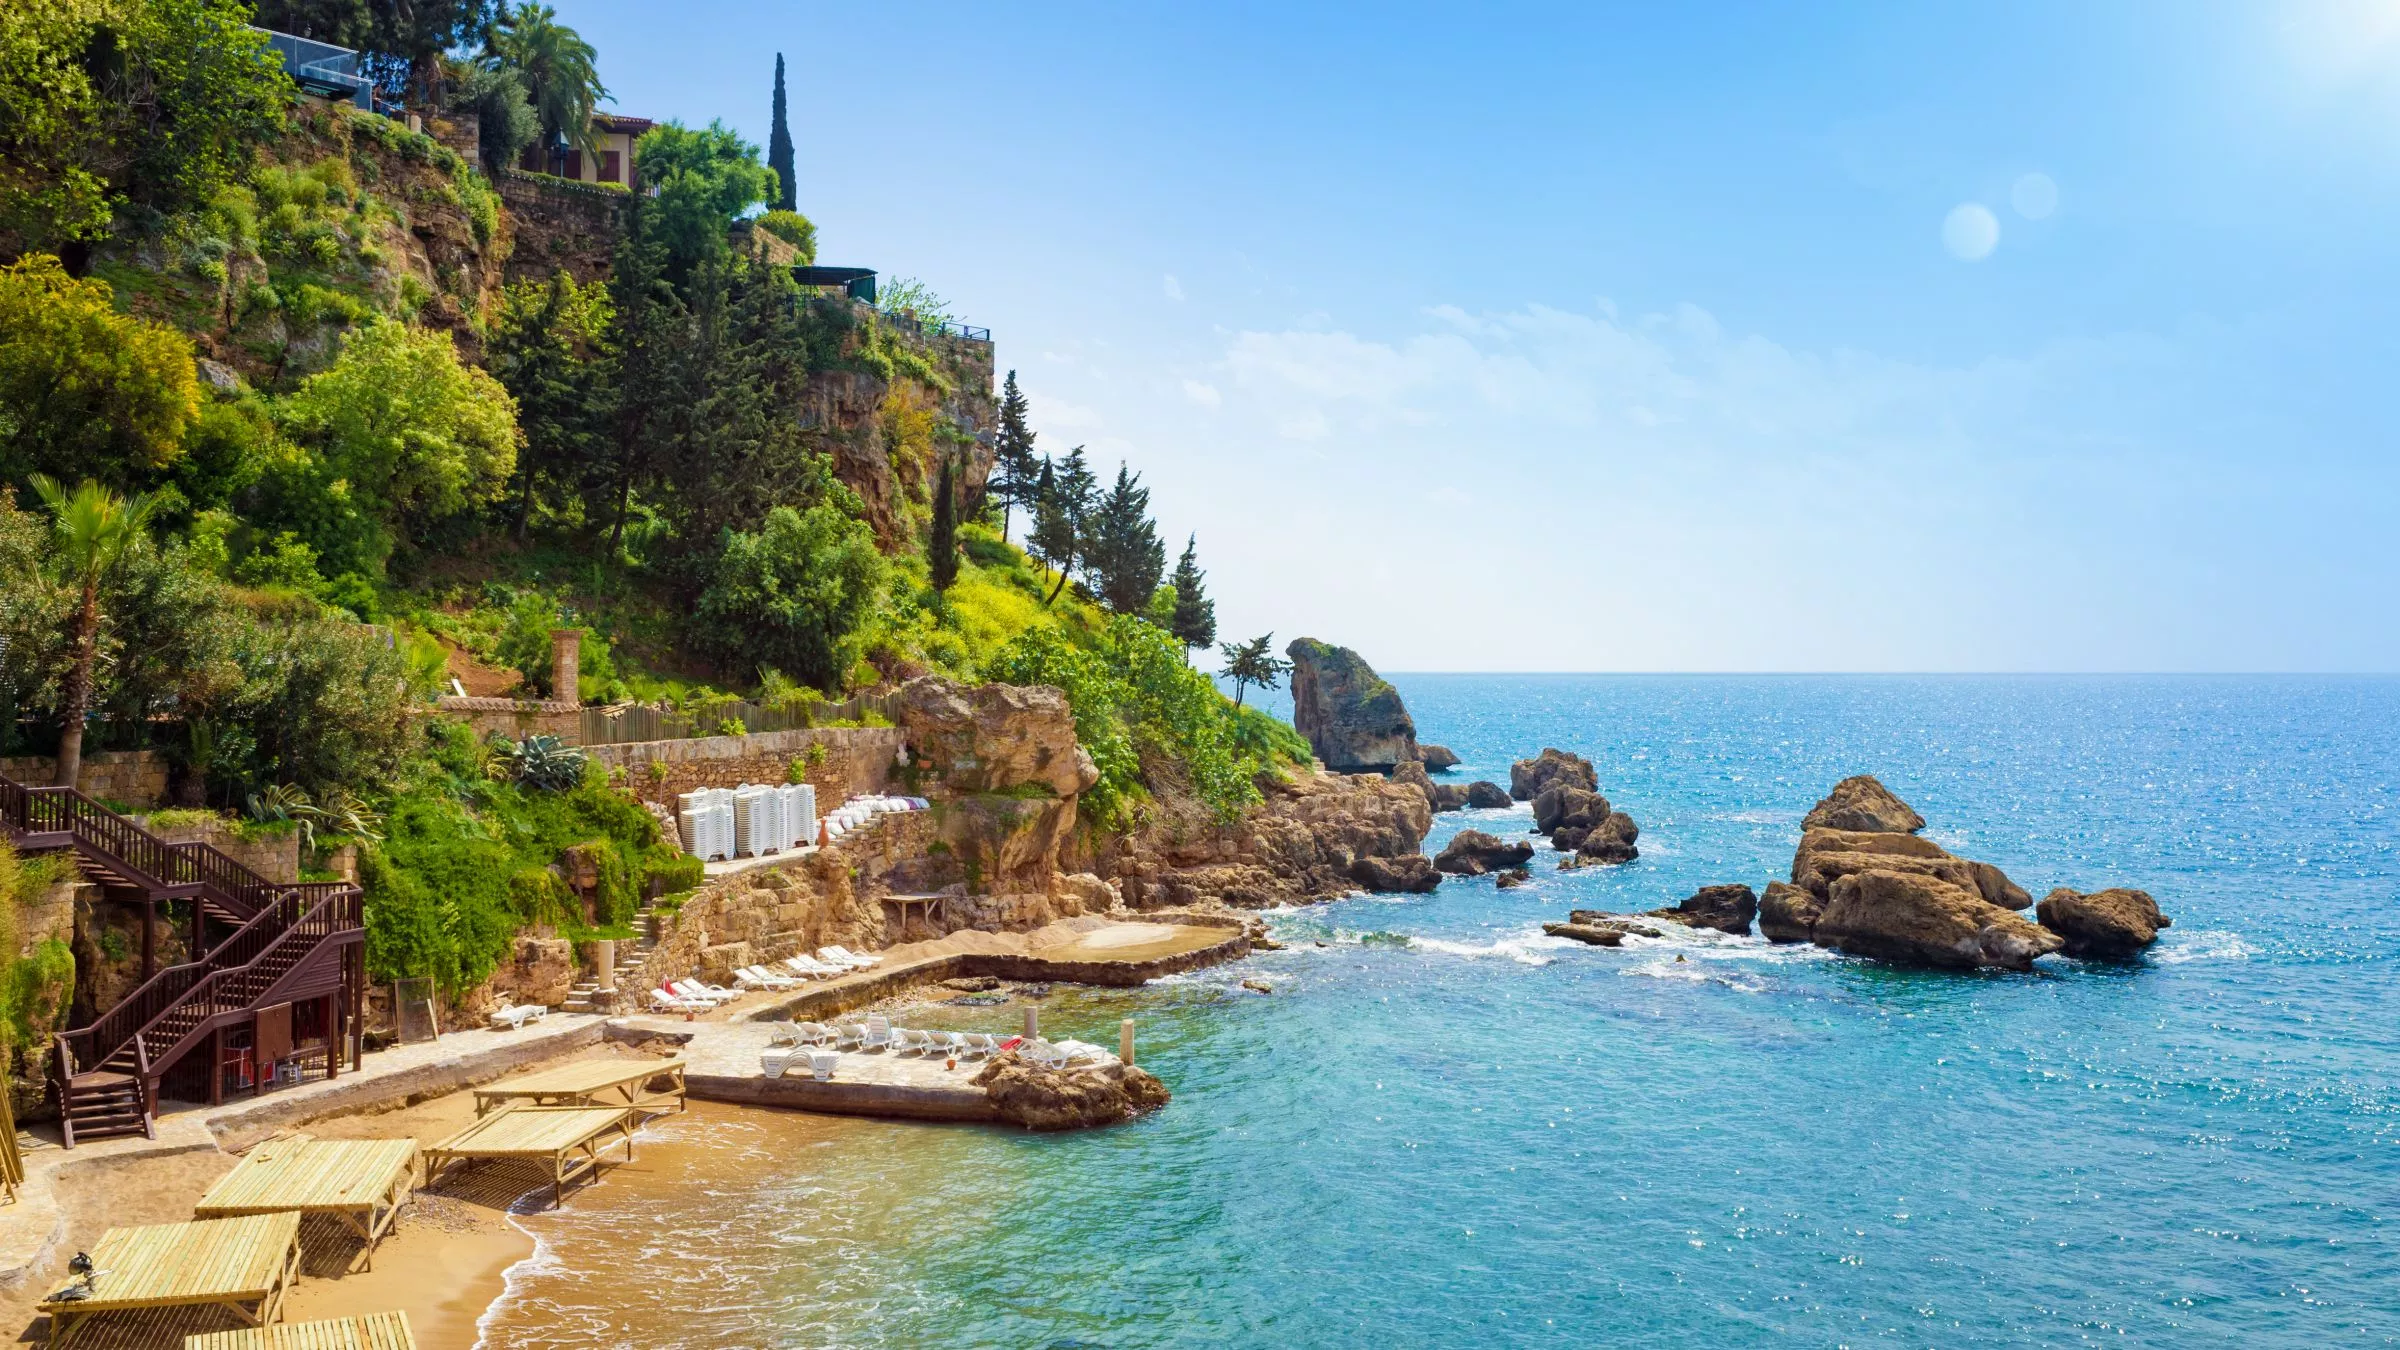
[694,502,888,689]
[755,210,816,262]
[278,320,519,536]
[0,256,202,490]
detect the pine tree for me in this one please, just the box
[1085,463,1166,614]
[768,54,797,213]
[1028,457,1073,604]
[1038,446,1097,604]
[1220,633,1287,709]
[990,370,1039,542]
[929,452,960,590]
[1169,534,1216,656]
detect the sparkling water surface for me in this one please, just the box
[481,676,2400,1347]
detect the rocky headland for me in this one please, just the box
[1287,638,1419,772]
[1511,748,1641,865]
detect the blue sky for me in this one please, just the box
[564,1,2400,672]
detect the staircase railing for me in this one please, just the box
[0,772,299,920]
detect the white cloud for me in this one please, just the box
[1943,202,2001,260]
[1162,273,1184,301]
[1026,391,1104,433]
[1180,379,1221,406]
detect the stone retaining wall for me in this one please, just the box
[0,750,171,807]
[430,696,581,743]
[588,726,904,809]
[742,928,1253,1022]
[136,815,301,883]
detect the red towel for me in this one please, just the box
[998,1036,1025,1052]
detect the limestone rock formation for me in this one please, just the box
[1543,922,1625,946]
[893,675,1087,797]
[1651,883,1758,936]
[1464,781,1512,809]
[1532,784,1610,837]
[1095,768,1434,909]
[1511,748,1597,801]
[1350,853,1441,894]
[1286,638,1419,772]
[974,1054,1172,1130]
[1393,759,1471,813]
[1434,829,1537,876]
[2036,887,2171,960]
[1802,775,1926,834]
[1757,881,1823,944]
[1056,872,1122,913]
[1494,868,1530,890]
[1567,911,1665,939]
[1576,812,1640,864]
[1418,744,1460,772]
[1813,869,2063,972]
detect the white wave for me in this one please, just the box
[2149,929,2255,964]
[1622,956,1771,993]
[1409,931,1575,966]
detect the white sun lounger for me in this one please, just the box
[957,1032,999,1059]
[783,955,840,978]
[809,1051,838,1080]
[831,1021,865,1050]
[650,988,709,1014]
[829,946,883,968]
[762,1048,797,1079]
[793,1021,835,1045]
[861,1015,894,1052]
[1054,1039,1111,1066]
[487,999,545,1031]
[766,1020,807,1046]
[736,966,801,990]
[1019,1038,1067,1070]
[671,978,739,1004]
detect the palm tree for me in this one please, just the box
[30,476,157,789]
[1219,633,1288,710]
[484,3,609,163]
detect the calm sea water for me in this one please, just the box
[481,677,2400,1347]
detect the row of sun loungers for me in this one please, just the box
[649,946,884,1012]
[756,1015,1115,1078]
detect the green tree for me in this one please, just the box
[482,2,606,161]
[1035,445,1097,605]
[1219,632,1287,710]
[485,271,614,537]
[754,210,815,263]
[597,196,680,549]
[1083,462,1165,614]
[767,52,795,212]
[278,319,520,539]
[446,60,538,175]
[928,450,959,591]
[0,0,290,263]
[255,0,497,105]
[0,256,201,492]
[634,120,776,281]
[989,369,1038,542]
[1169,533,1216,656]
[1027,457,1070,605]
[28,475,158,787]
[695,502,888,689]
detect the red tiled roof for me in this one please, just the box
[593,113,655,134]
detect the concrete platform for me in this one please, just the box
[610,1018,999,1124]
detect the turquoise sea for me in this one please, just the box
[482,676,2399,1347]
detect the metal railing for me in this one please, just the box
[879,309,991,344]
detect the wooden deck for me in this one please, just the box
[423,1105,636,1209]
[38,1211,301,1349]
[184,1310,415,1349]
[470,1057,686,1119]
[193,1138,419,1273]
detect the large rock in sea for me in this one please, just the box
[1576,812,1640,864]
[1653,883,1757,936]
[1757,881,1822,944]
[1392,759,1470,813]
[1103,769,1433,910]
[1434,829,1536,876]
[2036,887,2171,960]
[1532,784,1609,837]
[1287,638,1418,772]
[1542,922,1626,946]
[1791,829,2029,911]
[1511,748,1597,801]
[1813,869,2063,972]
[1418,744,1460,772]
[1802,775,1927,834]
[1350,853,1441,895]
[1464,781,1512,809]
[973,1054,1171,1130]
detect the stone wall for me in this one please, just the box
[0,750,171,807]
[136,814,300,884]
[430,696,581,743]
[7,876,82,1121]
[588,726,905,809]
[497,169,628,286]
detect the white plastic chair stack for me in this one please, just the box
[781,783,816,848]
[733,785,777,857]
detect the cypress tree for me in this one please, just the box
[1085,463,1166,615]
[1029,457,1075,604]
[929,452,960,590]
[1169,534,1216,655]
[768,54,797,213]
[991,370,1039,542]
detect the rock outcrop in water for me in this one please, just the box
[1813,869,2062,971]
[1653,883,1759,935]
[2035,887,2171,960]
[1802,775,1926,834]
[1510,749,1640,863]
[1464,781,1512,809]
[1393,759,1471,813]
[1758,881,1823,943]
[1543,921,1626,946]
[1418,744,1460,772]
[1287,638,1418,772]
[1511,748,1597,801]
[1094,768,1434,908]
[974,1054,1171,1130]
[1434,829,1536,876]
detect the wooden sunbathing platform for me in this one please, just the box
[185,1310,415,1350]
[470,1057,687,1118]
[39,1211,301,1349]
[194,1138,420,1273]
[423,1105,636,1208]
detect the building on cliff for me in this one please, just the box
[519,112,657,188]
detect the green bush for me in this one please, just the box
[695,502,888,690]
[755,210,816,262]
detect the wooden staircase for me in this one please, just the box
[0,771,364,1146]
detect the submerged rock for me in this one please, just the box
[1812,869,2063,972]
[1463,781,1512,809]
[1434,829,1537,876]
[974,1054,1171,1130]
[1287,638,1419,772]
[2036,887,2171,960]
[1494,867,1531,890]
[1349,853,1441,895]
[1757,880,1823,944]
[1511,748,1597,802]
[1566,911,1665,939]
[1417,744,1460,772]
[1542,922,1626,946]
[1801,775,1927,834]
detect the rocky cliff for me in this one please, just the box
[1091,769,1435,908]
[1286,639,1418,772]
